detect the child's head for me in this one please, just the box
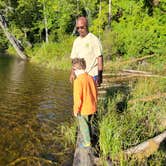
[72,58,86,70]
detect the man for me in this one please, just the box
[70,16,103,86]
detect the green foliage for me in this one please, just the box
[0,0,165,69]
[60,119,77,148]
[0,32,8,51]
[90,1,108,37]
[104,0,166,59]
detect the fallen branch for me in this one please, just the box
[122,69,152,74]
[129,93,166,104]
[124,130,166,159]
[0,13,28,60]
[103,72,166,80]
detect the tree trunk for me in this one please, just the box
[43,1,49,43]
[108,0,111,28]
[0,13,28,60]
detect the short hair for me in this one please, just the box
[72,58,86,70]
[76,16,88,27]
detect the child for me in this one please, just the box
[72,58,97,148]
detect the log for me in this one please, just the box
[0,13,28,60]
[103,72,166,80]
[124,130,166,159]
[122,69,152,74]
[73,131,96,166]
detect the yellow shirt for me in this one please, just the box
[70,33,102,77]
[73,73,97,115]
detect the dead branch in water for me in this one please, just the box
[8,156,56,166]
[0,13,28,60]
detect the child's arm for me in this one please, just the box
[73,79,83,116]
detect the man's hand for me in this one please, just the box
[97,55,103,87]
[97,70,103,87]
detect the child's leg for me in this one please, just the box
[78,115,91,146]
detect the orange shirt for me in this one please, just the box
[73,73,97,115]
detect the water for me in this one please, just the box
[0,55,73,165]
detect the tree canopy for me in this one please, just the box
[0,0,165,58]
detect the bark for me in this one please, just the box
[0,13,28,60]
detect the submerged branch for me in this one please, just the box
[8,156,56,166]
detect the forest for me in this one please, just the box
[0,0,166,165]
[0,0,165,69]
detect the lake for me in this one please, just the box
[0,54,73,165]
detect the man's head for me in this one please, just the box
[72,58,86,70]
[76,16,88,37]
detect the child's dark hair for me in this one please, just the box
[72,58,86,70]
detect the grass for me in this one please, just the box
[29,38,73,70]
[97,76,166,165]
[60,119,77,148]
[56,52,166,165]
[5,30,166,165]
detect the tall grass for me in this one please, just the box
[27,35,74,70]
[60,119,77,148]
[98,77,166,165]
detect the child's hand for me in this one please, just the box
[74,112,78,117]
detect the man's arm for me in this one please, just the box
[97,55,103,86]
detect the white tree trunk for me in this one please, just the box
[0,14,28,60]
[43,1,49,43]
[108,0,111,27]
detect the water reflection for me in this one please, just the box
[0,55,73,165]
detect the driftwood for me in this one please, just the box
[0,13,28,60]
[124,130,166,159]
[73,130,96,166]
[104,131,166,166]
[103,71,166,81]
[122,69,152,74]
